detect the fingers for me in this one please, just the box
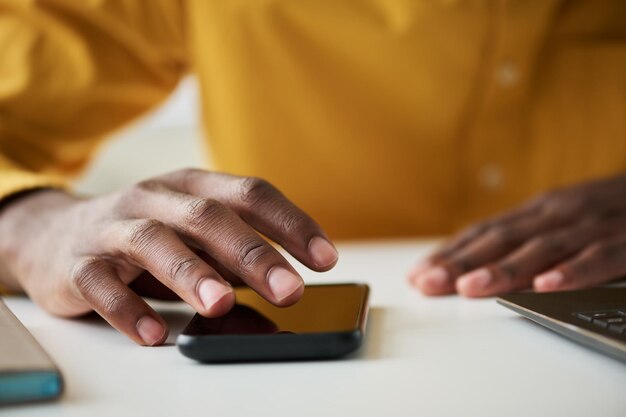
[455,215,626,296]
[411,206,626,297]
[121,188,305,306]
[427,212,626,297]
[104,219,235,317]
[409,206,540,295]
[454,230,584,297]
[71,258,168,346]
[161,170,339,271]
[534,236,626,292]
[412,215,558,295]
[410,192,596,295]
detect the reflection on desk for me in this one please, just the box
[3,240,625,417]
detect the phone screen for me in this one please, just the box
[182,283,369,336]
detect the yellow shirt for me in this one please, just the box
[0,0,625,239]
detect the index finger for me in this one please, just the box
[165,170,339,271]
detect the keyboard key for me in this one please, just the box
[575,312,594,322]
[576,311,615,322]
[576,309,624,325]
[596,316,624,328]
[608,323,626,335]
[572,307,626,339]
[583,311,620,319]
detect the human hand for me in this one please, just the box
[408,174,626,297]
[0,169,338,345]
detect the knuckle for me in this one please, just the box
[583,242,610,257]
[542,191,588,217]
[458,221,492,243]
[134,179,161,193]
[525,236,566,254]
[542,199,563,216]
[177,167,202,177]
[127,219,165,252]
[126,180,162,199]
[71,258,103,292]
[525,237,546,251]
[537,190,566,210]
[534,190,557,206]
[538,186,557,198]
[176,168,204,191]
[184,198,225,230]
[167,256,203,283]
[485,226,516,246]
[469,222,490,237]
[584,240,625,260]
[100,290,130,316]
[114,180,162,214]
[276,208,310,235]
[234,239,274,271]
[236,177,275,207]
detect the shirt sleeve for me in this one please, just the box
[0,0,188,202]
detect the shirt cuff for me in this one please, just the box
[0,170,68,204]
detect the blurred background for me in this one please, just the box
[73,77,207,195]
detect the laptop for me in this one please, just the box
[497,287,626,362]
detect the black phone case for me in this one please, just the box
[177,284,369,363]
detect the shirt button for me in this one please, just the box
[496,60,519,87]
[478,164,504,190]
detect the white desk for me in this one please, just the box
[3,240,625,417]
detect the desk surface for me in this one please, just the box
[3,240,625,417]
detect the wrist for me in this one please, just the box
[0,189,78,291]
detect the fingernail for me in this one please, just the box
[534,270,564,291]
[136,316,165,346]
[268,266,304,301]
[457,269,492,293]
[418,266,449,287]
[308,236,338,268]
[198,279,233,311]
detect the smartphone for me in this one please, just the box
[177,283,369,363]
[0,299,63,405]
